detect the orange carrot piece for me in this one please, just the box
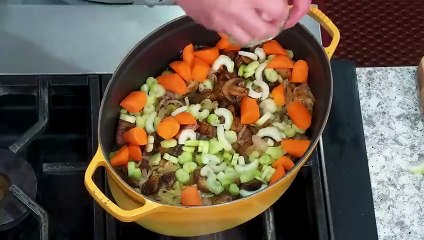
[110,145,129,166]
[240,97,260,124]
[120,91,147,113]
[183,43,195,67]
[194,47,219,65]
[263,40,287,55]
[223,44,242,52]
[215,32,231,49]
[181,185,202,206]
[157,117,181,140]
[272,156,295,171]
[170,61,192,82]
[157,73,188,95]
[269,166,286,185]
[281,139,311,158]
[290,60,309,83]
[192,57,211,82]
[271,84,285,107]
[123,127,148,146]
[174,112,197,125]
[128,145,142,161]
[287,101,312,130]
[267,55,294,69]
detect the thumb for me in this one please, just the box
[284,0,311,29]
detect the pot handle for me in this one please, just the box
[307,6,340,59]
[84,147,160,222]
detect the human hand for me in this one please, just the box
[284,0,312,29]
[176,0,290,46]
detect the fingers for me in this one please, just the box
[252,0,289,24]
[237,10,279,42]
[228,25,254,46]
[284,0,312,29]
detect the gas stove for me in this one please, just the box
[0,61,378,240]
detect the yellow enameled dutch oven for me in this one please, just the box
[84,6,339,237]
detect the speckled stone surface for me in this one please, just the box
[356,67,424,240]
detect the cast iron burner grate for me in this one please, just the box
[0,60,377,240]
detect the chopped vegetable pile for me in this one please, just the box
[111,34,315,206]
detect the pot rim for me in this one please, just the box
[97,15,333,209]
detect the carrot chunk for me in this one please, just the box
[287,101,312,130]
[240,97,260,124]
[183,43,195,67]
[194,47,219,65]
[192,57,211,82]
[271,84,285,107]
[181,185,202,206]
[157,73,188,95]
[110,145,129,166]
[272,156,295,171]
[123,127,148,146]
[269,166,286,185]
[157,117,181,140]
[263,40,287,55]
[128,145,142,161]
[281,139,311,158]
[170,61,192,82]
[174,112,197,125]
[290,60,309,83]
[120,91,147,113]
[267,55,294,69]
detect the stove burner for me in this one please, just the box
[0,149,37,231]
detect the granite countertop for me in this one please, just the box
[356,67,424,240]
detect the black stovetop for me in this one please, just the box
[0,60,378,240]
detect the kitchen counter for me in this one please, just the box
[357,67,424,240]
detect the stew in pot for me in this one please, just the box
[110,34,315,206]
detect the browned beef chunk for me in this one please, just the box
[141,175,161,195]
[240,179,263,191]
[160,172,176,188]
[213,193,234,204]
[197,121,216,138]
[115,120,135,146]
[193,169,209,193]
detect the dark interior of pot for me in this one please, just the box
[99,16,332,165]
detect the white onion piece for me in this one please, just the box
[247,82,262,99]
[214,108,233,130]
[252,80,270,100]
[256,127,283,142]
[238,51,258,61]
[255,112,273,126]
[260,99,277,113]
[252,135,269,152]
[178,129,197,144]
[212,55,235,73]
[119,114,136,123]
[266,139,275,146]
[255,61,268,83]
[254,47,266,63]
[171,105,188,116]
[240,184,267,197]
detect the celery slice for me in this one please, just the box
[182,146,196,153]
[175,169,190,184]
[183,162,197,173]
[265,147,285,160]
[160,139,177,148]
[229,184,240,196]
[208,138,223,155]
[178,152,193,165]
